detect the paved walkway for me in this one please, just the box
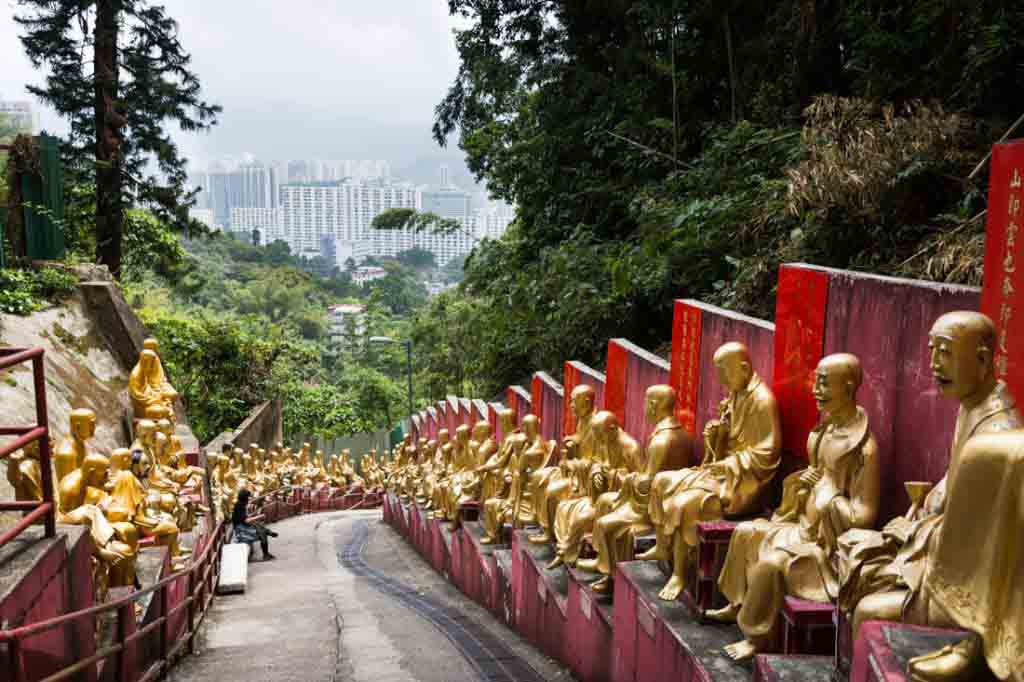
[168,510,569,682]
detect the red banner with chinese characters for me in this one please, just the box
[981,141,1024,402]
[670,300,703,437]
[771,264,829,458]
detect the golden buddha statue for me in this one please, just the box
[129,340,179,419]
[836,312,1020,645]
[5,438,45,502]
[60,450,140,592]
[898,429,1024,682]
[481,416,553,544]
[54,408,98,484]
[157,418,203,488]
[529,385,598,545]
[579,385,694,593]
[476,409,519,502]
[703,354,881,660]
[640,342,782,601]
[439,424,487,522]
[550,410,641,569]
[108,450,182,558]
[429,430,456,514]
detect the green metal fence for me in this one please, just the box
[1,133,65,266]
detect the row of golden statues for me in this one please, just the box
[382,311,1022,682]
[4,337,388,607]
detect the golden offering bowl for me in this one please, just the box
[904,481,934,507]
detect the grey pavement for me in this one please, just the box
[168,510,570,682]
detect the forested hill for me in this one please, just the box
[412,1,1022,399]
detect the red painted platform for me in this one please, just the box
[566,567,614,682]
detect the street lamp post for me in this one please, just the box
[369,336,414,420]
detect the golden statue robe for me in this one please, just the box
[718,407,878,641]
[530,413,596,534]
[649,373,781,548]
[925,430,1024,682]
[553,434,640,565]
[837,382,1019,613]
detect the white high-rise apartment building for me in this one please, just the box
[231,207,283,242]
[0,96,39,134]
[280,179,421,253]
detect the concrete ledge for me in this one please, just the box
[217,543,251,595]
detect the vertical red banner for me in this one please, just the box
[981,141,1024,403]
[531,374,543,416]
[772,264,829,459]
[670,300,703,437]
[506,387,519,421]
[605,340,628,426]
[562,362,580,439]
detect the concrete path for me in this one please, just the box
[168,510,569,682]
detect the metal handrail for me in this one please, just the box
[0,347,56,542]
[1,521,227,682]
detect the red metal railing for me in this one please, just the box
[0,520,227,682]
[0,347,56,542]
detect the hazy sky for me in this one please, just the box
[0,1,471,175]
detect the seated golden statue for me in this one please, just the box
[6,437,45,502]
[129,339,179,419]
[54,407,98,484]
[58,449,139,588]
[703,354,880,660]
[108,450,182,559]
[430,431,458,515]
[439,423,490,522]
[640,342,782,601]
[900,429,1024,682]
[835,312,1020,649]
[481,415,554,544]
[477,409,518,502]
[528,385,598,545]
[579,385,694,593]
[550,410,641,569]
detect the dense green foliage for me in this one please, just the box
[0,266,78,315]
[127,233,428,443]
[405,0,1024,399]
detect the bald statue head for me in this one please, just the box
[644,385,677,422]
[136,419,157,443]
[591,410,622,442]
[438,429,450,445]
[713,342,754,392]
[455,424,470,444]
[472,420,492,441]
[70,408,97,441]
[499,408,517,433]
[521,414,540,439]
[82,452,110,487]
[929,311,997,404]
[570,384,597,419]
[143,337,160,353]
[814,353,863,420]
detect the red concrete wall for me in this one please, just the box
[562,361,607,439]
[507,385,532,427]
[678,301,776,464]
[605,339,671,459]
[488,402,505,443]
[531,372,564,444]
[447,396,460,435]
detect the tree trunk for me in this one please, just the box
[94,0,123,278]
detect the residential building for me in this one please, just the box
[328,303,367,349]
[352,266,388,286]
[231,207,283,240]
[279,179,421,253]
[0,96,39,134]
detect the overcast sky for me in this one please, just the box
[0,1,471,176]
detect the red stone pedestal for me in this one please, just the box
[513,531,569,663]
[781,597,835,656]
[461,522,498,609]
[566,568,614,682]
[688,520,738,614]
[614,561,750,682]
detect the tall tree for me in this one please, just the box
[16,0,220,277]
